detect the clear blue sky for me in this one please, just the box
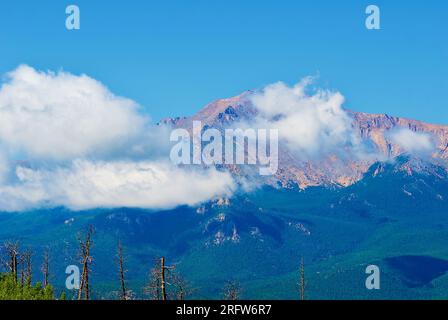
[0,0,447,123]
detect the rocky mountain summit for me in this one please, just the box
[161,91,448,189]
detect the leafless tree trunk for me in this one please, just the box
[117,241,128,300]
[41,249,50,288]
[20,249,32,286]
[161,257,167,301]
[3,242,20,283]
[160,257,176,301]
[145,257,175,300]
[77,225,94,300]
[299,257,306,300]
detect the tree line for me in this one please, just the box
[0,225,307,300]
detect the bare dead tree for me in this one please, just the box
[3,241,20,282]
[299,257,306,301]
[116,240,129,300]
[19,263,24,286]
[160,257,167,301]
[77,225,94,300]
[222,280,242,300]
[145,258,162,300]
[144,257,175,300]
[171,272,195,300]
[41,248,50,288]
[20,249,32,286]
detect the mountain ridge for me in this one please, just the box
[160,92,448,189]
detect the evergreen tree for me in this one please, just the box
[0,273,56,300]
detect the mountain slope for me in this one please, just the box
[2,156,448,299]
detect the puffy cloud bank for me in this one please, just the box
[0,65,147,160]
[250,78,362,159]
[0,65,235,212]
[0,161,235,212]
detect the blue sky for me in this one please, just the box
[0,0,446,123]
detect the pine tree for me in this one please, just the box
[0,273,55,300]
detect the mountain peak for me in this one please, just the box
[191,90,256,125]
[165,91,448,189]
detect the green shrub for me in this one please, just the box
[0,273,55,300]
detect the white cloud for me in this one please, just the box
[0,65,147,160]
[250,79,361,158]
[388,128,435,154]
[0,65,237,212]
[0,160,236,212]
